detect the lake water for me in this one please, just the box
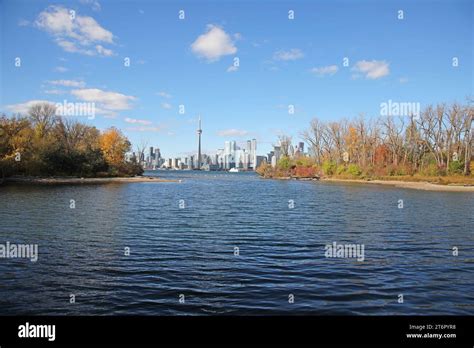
[0,171,473,315]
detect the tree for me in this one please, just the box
[463,106,473,175]
[302,118,325,165]
[100,127,131,167]
[28,102,58,138]
[1,104,141,178]
[278,135,292,157]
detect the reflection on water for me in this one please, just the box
[0,171,473,315]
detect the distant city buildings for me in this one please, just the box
[127,146,163,169]
[197,116,202,170]
[214,138,265,170]
[127,117,273,171]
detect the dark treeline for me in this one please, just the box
[259,102,473,179]
[0,102,143,179]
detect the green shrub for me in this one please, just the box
[347,164,362,176]
[421,163,439,176]
[295,156,315,167]
[322,160,337,175]
[448,160,464,174]
[336,165,346,175]
[277,156,291,170]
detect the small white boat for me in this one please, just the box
[229,168,240,173]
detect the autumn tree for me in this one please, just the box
[274,102,473,179]
[302,118,325,165]
[1,103,142,179]
[100,127,131,167]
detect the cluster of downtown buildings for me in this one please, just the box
[129,139,306,171]
[130,139,266,171]
[126,118,306,171]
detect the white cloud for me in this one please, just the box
[399,77,409,84]
[54,66,68,73]
[94,107,117,118]
[6,98,117,119]
[6,100,55,114]
[55,40,95,56]
[191,24,237,62]
[124,117,151,125]
[161,102,172,109]
[310,65,338,76]
[71,88,136,110]
[48,79,85,88]
[95,44,114,56]
[35,6,114,56]
[156,91,172,99]
[273,49,304,61]
[217,129,249,137]
[352,60,390,79]
[75,16,113,43]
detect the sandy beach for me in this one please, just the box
[321,177,474,192]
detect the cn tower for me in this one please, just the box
[197,116,202,170]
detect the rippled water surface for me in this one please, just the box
[0,171,473,315]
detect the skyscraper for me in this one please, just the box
[251,138,257,169]
[197,116,202,170]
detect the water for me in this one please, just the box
[0,171,473,315]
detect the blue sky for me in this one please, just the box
[1,0,472,158]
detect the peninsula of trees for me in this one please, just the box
[0,102,143,180]
[258,102,473,185]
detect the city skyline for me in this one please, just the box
[135,119,269,171]
[1,0,472,158]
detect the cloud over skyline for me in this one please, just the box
[352,60,390,79]
[273,49,304,61]
[191,25,237,62]
[35,6,115,56]
[71,88,136,111]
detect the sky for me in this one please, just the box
[1,0,473,158]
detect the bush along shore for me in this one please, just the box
[256,157,474,191]
[256,102,474,191]
[1,102,145,184]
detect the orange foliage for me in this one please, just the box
[374,144,390,165]
[99,127,130,167]
[293,165,319,178]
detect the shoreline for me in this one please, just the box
[3,176,179,185]
[259,175,474,192]
[319,177,474,192]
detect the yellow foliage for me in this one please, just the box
[99,128,130,167]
